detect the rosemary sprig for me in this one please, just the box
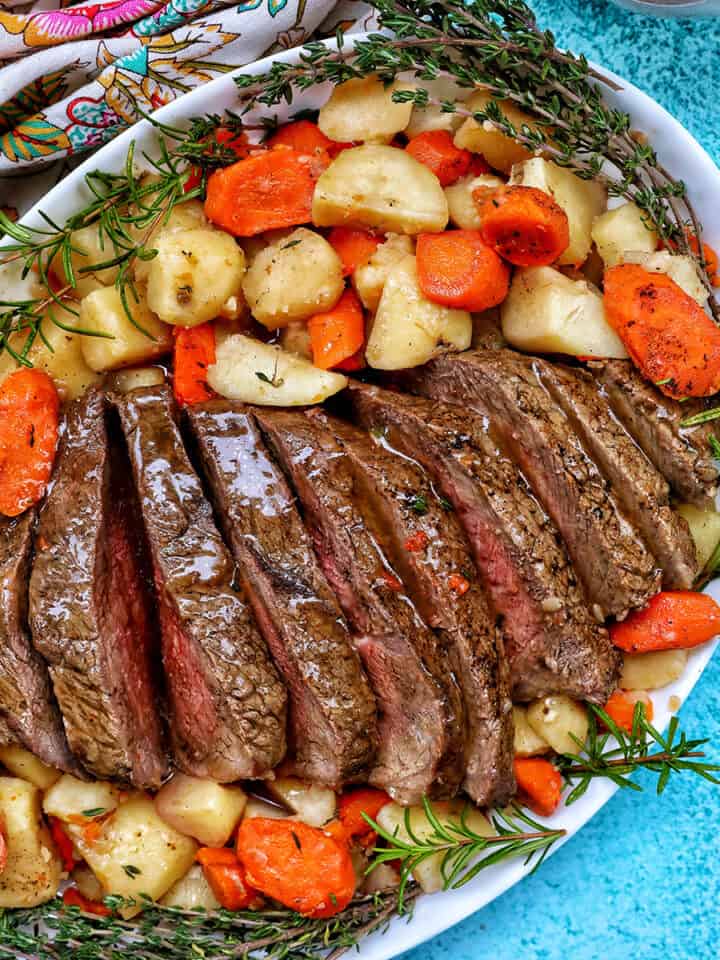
[234,0,718,316]
[679,406,720,429]
[366,800,565,908]
[0,888,416,960]
[558,704,720,804]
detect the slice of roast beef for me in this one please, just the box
[534,361,697,589]
[184,402,376,788]
[594,360,720,509]
[317,411,514,807]
[254,406,460,803]
[349,383,620,704]
[113,386,286,781]
[30,389,167,786]
[0,511,76,772]
[401,350,661,619]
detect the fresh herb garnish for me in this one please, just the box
[281,239,303,250]
[122,864,142,878]
[557,704,720,804]
[409,493,428,515]
[709,435,720,459]
[680,407,720,428]
[365,800,564,908]
[81,808,106,818]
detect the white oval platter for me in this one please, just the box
[2,33,719,960]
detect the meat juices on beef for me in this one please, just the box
[184,402,376,788]
[594,360,720,510]
[253,406,460,803]
[316,411,514,807]
[401,350,661,619]
[113,387,286,781]
[349,383,620,704]
[534,361,697,589]
[0,511,76,772]
[29,389,167,786]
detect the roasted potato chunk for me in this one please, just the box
[0,745,60,790]
[353,233,414,312]
[318,76,413,144]
[620,650,688,691]
[445,173,505,230]
[453,91,540,174]
[242,228,344,329]
[501,266,628,359]
[591,202,658,268]
[526,696,588,755]
[623,250,707,305]
[512,706,550,757]
[208,335,347,407]
[366,254,471,370]
[312,145,449,235]
[677,504,720,569]
[79,287,172,372]
[0,777,62,907]
[155,775,247,847]
[265,778,336,827]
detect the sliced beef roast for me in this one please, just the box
[0,511,76,772]
[349,383,620,704]
[594,360,720,509]
[535,361,697,589]
[318,411,514,807]
[113,386,286,781]
[402,350,661,619]
[185,402,376,788]
[254,407,460,803]
[30,389,167,786]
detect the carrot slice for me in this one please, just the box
[267,120,351,158]
[196,847,263,911]
[48,816,76,873]
[513,757,562,817]
[307,288,365,371]
[204,148,328,237]
[173,323,216,406]
[405,130,473,186]
[603,263,720,398]
[469,154,492,175]
[62,887,112,917]
[416,229,510,311]
[337,788,391,847]
[477,184,570,266]
[610,590,720,653]
[602,690,654,732]
[328,227,381,277]
[0,369,59,518]
[334,348,365,372]
[236,818,356,918]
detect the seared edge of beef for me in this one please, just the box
[0,510,77,773]
[535,360,697,590]
[30,388,167,787]
[184,401,376,788]
[320,412,514,808]
[348,383,620,705]
[254,406,452,803]
[113,386,287,782]
[404,350,661,619]
[594,360,720,509]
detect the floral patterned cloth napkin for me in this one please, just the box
[0,0,373,214]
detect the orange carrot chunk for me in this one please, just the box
[62,888,111,917]
[405,130,473,186]
[610,590,720,653]
[173,323,216,407]
[603,263,720,398]
[416,229,510,312]
[267,119,351,158]
[307,289,365,371]
[477,184,570,266]
[236,818,356,918]
[337,788,391,846]
[328,227,382,277]
[205,148,327,237]
[196,846,263,911]
[334,348,365,372]
[602,690,654,732]
[513,757,562,817]
[0,369,59,518]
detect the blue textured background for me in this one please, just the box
[404,2,720,958]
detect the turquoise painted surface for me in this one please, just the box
[404,2,720,958]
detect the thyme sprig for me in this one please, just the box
[234,0,718,316]
[0,888,418,960]
[366,801,565,908]
[558,704,720,805]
